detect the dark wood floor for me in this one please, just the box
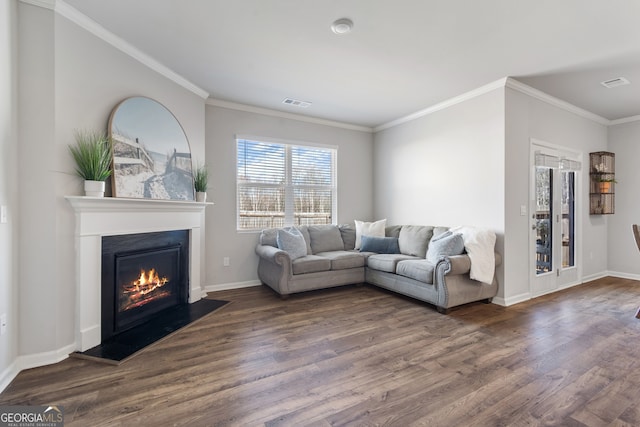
[2,277,640,426]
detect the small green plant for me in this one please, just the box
[596,177,618,183]
[68,130,113,181]
[193,163,209,192]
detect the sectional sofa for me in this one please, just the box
[255,223,501,313]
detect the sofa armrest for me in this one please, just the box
[255,244,290,266]
[445,254,472,275]
[255,244,293,294]
[440,251,502,276]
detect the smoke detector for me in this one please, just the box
[331,18,353,35]
[600,77,630,89]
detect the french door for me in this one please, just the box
[530,141,581,297]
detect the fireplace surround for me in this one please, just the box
[66,196,208,351]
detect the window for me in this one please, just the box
[236,137,337,231]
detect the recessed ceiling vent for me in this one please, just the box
[600,77,630,89]
[282,98,312,108]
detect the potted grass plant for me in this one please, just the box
[193,163,209,202]
[68,130,113,197]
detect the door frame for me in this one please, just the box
[529,139,583,298]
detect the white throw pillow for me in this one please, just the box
[426,232,465,264]
[354,219,386,250]
[276,227,307,260]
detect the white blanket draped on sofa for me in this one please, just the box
[449,226,496,285]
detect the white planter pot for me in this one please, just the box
[84,180,106,197]
[196,191,207,203]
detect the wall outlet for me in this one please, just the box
[0,205,7,224]
[223,257,230,267]
[0,313,7,336]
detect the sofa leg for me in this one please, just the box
[483,298,493,304]
[280,294,290,300]
[436,306,449,315]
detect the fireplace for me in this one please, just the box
[101,230,189,341]
[66,196,207,352]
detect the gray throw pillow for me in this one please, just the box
[308,225,345,254]
[398,225,434,257]
[426,232,465,263]
[276,227,307,260]
[360,236,400,254]
[339,224,357,250]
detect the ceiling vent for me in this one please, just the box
[600,77,630,89]
[282,98,312,108]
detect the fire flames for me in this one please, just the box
[120,268,170,311]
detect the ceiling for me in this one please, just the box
[63,0,640,128]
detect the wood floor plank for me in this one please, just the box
[1,280,640,426]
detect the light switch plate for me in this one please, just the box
[0,205,7,224]
[520,205,527,216]
[0,313,7,335]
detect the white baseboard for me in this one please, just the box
[493,271,615,308]
[0,342,75,393]
[204,280,261,293]
[490,297,507,306]
[605,271,640,281]
[492,291,532,307]
[0,361,20,394]
[581,271,609,283]
[17,343,76,373]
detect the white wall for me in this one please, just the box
[14,3,206,366]
[373,88,506,290]
[0,0,19,390]
[17,0,59,362]
[204,105,374,288]
[607,120,640,277]
[504,87,609,304]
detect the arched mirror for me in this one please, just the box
[108,96,195,200]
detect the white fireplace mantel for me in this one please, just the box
[66,196,211,351]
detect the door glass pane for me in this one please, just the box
[561,171,575,268]
[535,167,552,274]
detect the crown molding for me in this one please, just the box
[374,77,623,132]
[19,0,54,9]
[609,115,640,126]
[505,77,610,126]
[374,78,509,132]
[206,98,373,133]
[20,0,209,99]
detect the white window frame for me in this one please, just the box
[236,135,337,231]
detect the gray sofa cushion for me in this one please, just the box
[385,225,403,238]
[315,250,365,270]
[292,255,331,275]
[276,227,307,260]
[398,225,434,257]
[426,231,465,263]
[360,236,400,254]
[339,224,357,250]
[308,225,345,254]
[396,260,435,284]
[367,254,417,273]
